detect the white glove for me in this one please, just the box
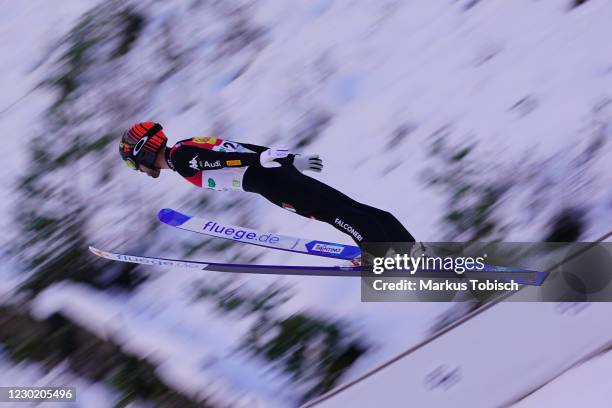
[260,146,290,168]
[293,154,323,173]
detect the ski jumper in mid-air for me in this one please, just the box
[119,122,416,255]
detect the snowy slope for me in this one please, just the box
[514,347,612,408]
[307,302,612,407]
[1,0,612,406]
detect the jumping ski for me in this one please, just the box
[88,246,548,285]
[158,208,361,261]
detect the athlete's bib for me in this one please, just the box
[201,167,247,191]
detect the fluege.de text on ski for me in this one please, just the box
[372,253,486,275]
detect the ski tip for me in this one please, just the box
[158,208,191,226]
[88,246,106,258]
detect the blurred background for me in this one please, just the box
[1,0,611,406]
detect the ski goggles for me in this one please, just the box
[123,157,138,170]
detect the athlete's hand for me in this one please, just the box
[293,154,323,173]
[260,146,290,168]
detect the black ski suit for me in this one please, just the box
[165,137,415,247]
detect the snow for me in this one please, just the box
[307,302,612,407]
[514,348,612,408]
[0,0,98,237]
[30,280,287,407]
[1,0,612,406]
